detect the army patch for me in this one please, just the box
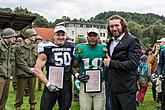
[77,48,82,53]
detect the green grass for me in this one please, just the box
[6,82,160,110]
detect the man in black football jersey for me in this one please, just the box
[32,26,74,110]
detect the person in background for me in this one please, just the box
[137,55,150,106]
[147,43,160,102]
[14,29,38,110]
[0,28,17,110]
[157,38,165,110]
[12,37,23,92]
[103,15,141,110]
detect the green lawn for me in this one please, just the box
[6,82,160,110]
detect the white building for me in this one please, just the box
[56,21,108,42]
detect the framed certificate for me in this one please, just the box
[48,66,64,89]
[84,69,101,93]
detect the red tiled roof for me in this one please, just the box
[34,27,54,40]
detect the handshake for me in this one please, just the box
[46,82,59,92]
[75,73,90,83]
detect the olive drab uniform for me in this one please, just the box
[11,43,17,91]
[14,42,38,109]
[0,39,12,110]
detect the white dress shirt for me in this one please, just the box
[109,33,125,57]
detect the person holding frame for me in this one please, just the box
[72,27,106,110]
[31,26,75,110]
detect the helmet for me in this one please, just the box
[23,29,37,38]
[2,28,17,38]
[35,35,43,41]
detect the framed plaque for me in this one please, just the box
[84,69,101,93]
[48,66,64,89]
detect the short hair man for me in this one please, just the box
[73,27,106,110]
[32,26,74,110]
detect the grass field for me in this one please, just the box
[6,82,160,110]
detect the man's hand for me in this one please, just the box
[28,68,35,75]
[103,53,111,67]
[46,82,59,92]
[75,73,90,83]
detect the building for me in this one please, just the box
[57,21,108,42]
[0,12,36,37]
[35,27,54,40]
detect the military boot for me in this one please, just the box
[15,107,21,110]
[30,103,36,110]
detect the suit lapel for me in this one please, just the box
[107,38,114,56]
[112,34,128,56]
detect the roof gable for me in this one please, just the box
[35,27,54,40]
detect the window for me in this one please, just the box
[100,33,102,37]
[72,31,74,35]
[83,24,86,28]
[78,35,84,38]
[75,24,80,27]
[69,24,74,27]
[86,24,92,28]
[65,24,69,27]
[103,33,105,37]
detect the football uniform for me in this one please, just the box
[74,43,106,79]
[74,43,107,110]
[38,41,74,81]
[38,41,74,110]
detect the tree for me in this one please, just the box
[128,20,143,40]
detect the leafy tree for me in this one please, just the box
[0,8,12,13]
[128,20,143,39]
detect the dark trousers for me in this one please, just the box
[161,80,165,109]
[105,81,111,110]
[110,89,136,110]
[40,80,72,110]
[152,83,157,101]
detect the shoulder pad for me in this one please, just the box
[37,41,58,53]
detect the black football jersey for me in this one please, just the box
[38,41,74,81]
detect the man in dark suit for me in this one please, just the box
[103,15,141,110]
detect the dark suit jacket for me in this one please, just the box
[107,33,141,93]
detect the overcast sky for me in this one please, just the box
[0,0,164,22]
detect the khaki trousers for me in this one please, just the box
[15,77,36,107]
[79,82,105,110]
[0,77,10,110]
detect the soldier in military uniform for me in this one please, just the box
[0,28,17,110]
[32,26,74,110]
[14,29,38,110]
[11,37,23,92]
